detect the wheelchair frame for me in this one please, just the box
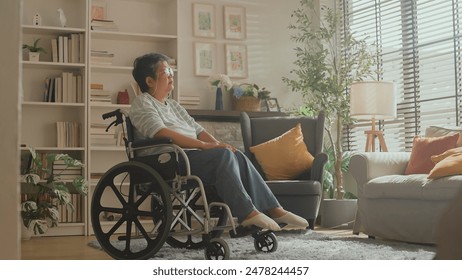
[90,109,278,259]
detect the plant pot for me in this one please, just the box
[28,52,40,62]
[232,96,261,112]
[320,198,357,229]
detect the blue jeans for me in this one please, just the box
[183,148,280,222]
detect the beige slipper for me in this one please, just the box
[241,213,281,231]
[272,212,308,229]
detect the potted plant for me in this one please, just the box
[22,38,46,62]
[208,74,271,111]
[230,83,271,112]
[283,0,376,200]
[20,147,87,236]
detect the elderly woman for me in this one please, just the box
[129,52,308,231]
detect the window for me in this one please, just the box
[343,0,462,152]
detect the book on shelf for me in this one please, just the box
[91,50,115,65]
[91,18,118,31]
[57,194,83,223]
[180,95,200,109]
[42,72,82,104]
[130,81,142,97]
[90,88,112,104]
[90,124,117,146]
[52,33,84,64]
[56,121,80,148]
[63,36,68,63]
[91,83,104,90]
[51,38,58,63]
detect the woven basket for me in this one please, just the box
[232,96,261,112]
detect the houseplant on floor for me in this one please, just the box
[283,0,377,200]
[22,38,46,62]
[20,147,88,236]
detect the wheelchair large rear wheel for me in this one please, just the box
[91,161,172,260]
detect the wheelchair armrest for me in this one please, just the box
[131,137,173,148]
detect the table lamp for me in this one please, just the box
[350,81,396,152]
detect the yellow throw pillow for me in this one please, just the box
[431,146,462,163]
[249,123,314,180]
[428,153,462,179]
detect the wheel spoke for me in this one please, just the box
[106,216,126,236]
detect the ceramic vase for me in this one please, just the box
[215,87,223,110]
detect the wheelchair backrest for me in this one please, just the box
[125,115,178,181]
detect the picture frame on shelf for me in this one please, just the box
[192,3,216,38]
[224,6,247,40]
[265,98,281,112]
[91,0,107,20]
[194,42,216,76]
[225,44,248,78]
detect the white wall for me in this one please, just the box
[0,0,21,259]
[178,0,304,111]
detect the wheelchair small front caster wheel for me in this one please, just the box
[254,232,278,253]
[204,237,230,260]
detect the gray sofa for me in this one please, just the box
[349,152,462,244]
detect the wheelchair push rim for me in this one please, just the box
[91,161,172,260]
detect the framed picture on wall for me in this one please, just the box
[224,6,246,40]
[193,3,216,38]
[91,0,107,20]
[225,44,248,78]
[265,98,281,112]
[194,42,216,76]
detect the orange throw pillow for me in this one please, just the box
[249,123,314,180]
[431,146,462,163]
[404,134,459,175]
[428,153,462,179]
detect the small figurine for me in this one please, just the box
[57,8,67,27]
[32,13,42,26]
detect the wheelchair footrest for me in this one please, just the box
[229,225,272,238]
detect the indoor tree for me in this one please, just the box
[283,0,376,199]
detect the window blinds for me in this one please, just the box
[343,0,462,152]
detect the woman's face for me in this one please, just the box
[151,60,174,100]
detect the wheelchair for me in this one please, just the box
[91,109,279,260]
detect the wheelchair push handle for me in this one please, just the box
[102,109,124,132]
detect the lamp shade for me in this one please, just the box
[350,81,397,120]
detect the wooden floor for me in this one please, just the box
[21,227,361,260]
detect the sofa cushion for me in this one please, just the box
[364,174,462,200]
[404,134,459,175]
[431,146,462,163]
[425,125,462,147]
[249,123,314,180]
[428,153,462,179]
[266,180,322,196]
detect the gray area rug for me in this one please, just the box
[88,230,436,260]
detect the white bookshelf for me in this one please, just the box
[21,0,180,236]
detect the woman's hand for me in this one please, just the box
[201,141,237,152]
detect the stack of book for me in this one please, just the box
[51,33,85,64]
[90,123,117,146]
[91,50,114,65]
[52,160,83,181]
[180,95,200,109]
[44,72,83,103]
[56,121,80,148]
[58,194,83,223]
[90,19,118,31]
[90,83,112,104]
